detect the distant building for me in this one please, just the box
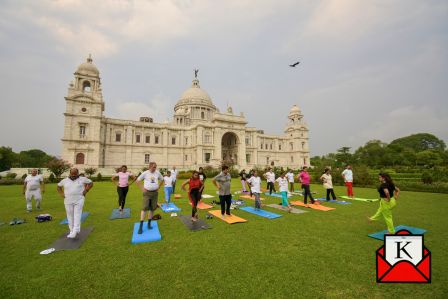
[61,56,310,171]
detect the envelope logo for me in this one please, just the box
[376,230,431,283]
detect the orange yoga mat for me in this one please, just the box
[208,210,247,224]
[290,201,336,211]
[189,201,213,210]
[240,195,265,201]
[174,194,181,199]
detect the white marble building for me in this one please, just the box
[61,56,310,172]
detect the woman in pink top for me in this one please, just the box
[297,166,315,204]
[111,165,136,212]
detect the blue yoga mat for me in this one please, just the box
[160,203,181,212]
[368,225,427,240]
[131,221,162,244]
[240,206,282,219]
[316,198,352,205]
[110,208,131,219]
[60,212,89,224]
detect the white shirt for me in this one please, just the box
[58,176,92,204]
[342,169,353,182]
[276,177,289,192]
[246,176,261,193]
[163,176,173,187]
[286,172,294,183]
[320,173,333,189]
[137,170,163,191]
[170,169,178,181]
[25,175,43,191]
[265,171,276,183]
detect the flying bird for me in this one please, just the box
[289,61,300,67]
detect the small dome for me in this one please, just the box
[75,55,99,76]
[174,79,217,112]
[290,105,300,114]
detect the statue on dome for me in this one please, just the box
[194,69,199,79]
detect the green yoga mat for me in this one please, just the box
[340,196,378,202]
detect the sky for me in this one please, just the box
[0,0,447,157]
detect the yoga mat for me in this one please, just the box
[201,194,214,199]
[208,210,247,224]
[189,201,213,209]
[368,225,427,240]
[110,208,131,219]
[265,204,307,214]
[60,212,90,224]
[174,194,181,199]
[179,215,211,231]
[51,226,94,251]
[161,203,181,212]
[340,196,378,202]
[290,201,336,211]
[240,195,265,201]
[316,198,352,205]
[131,221,162,244]
[240,207,281,219]
[263,192,292,198]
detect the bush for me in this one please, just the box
[21,173,27,180]
[6,173,17,179]
[84,167,97,178]
[0,179,22,185]
[353,165,373,187]
[48,173,55,182]
[421,171,433,184]
[97,173,102,181]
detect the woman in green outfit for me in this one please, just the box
[368,172,400,234]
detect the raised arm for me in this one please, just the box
[394,187,400,200]
[181,179,189,192]
[57,185,65,198]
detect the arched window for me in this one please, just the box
[76,153,85,164]
[201,111,205,119]
[82,81,91,92]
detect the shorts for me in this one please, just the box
[142,190,158,211]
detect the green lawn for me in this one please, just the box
[0,181,447,298]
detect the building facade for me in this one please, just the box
[61,56,310,172]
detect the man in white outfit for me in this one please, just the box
[23,169,45,212]
[170,166,178,193]
[57,168,93,238]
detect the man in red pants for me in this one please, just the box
[341,165,354,198]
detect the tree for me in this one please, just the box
[389,133,446,152]
[18,149,53,167]
[416,150,443,167]
[354,140,386,167]
[46,158,71,179]
[0,147,18,171]
[84,167,97,178]
[335,147,353,166]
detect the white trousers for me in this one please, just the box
[64,197,85,233]
[25,189,42,211]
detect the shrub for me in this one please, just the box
[6,173,17,179]
[46,158,71,178]
[21,173,28,180]
[48,173,56,182]
[353,165,373,187]
[84,167,97,178]
[421,171,433,184]
[97,173,102,181]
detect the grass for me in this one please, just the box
[0,180,447,298]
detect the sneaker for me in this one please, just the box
[67,231,77,239]
[138,227,143,234]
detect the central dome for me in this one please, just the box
[174,79,217,112]
[75,55,99,76]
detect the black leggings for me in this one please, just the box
[326,189,336,201]
[267,182,276,194]
[117,186,129,209]
[190,189,201,217]
[302,184,314,204]
[219,194,232,215]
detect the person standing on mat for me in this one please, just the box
[286,169,295,193]
[57,168,93,239]
[170,166,178,193]
[212,165,232,218]
[368,173,400,234]
[342,165,354,198]
[198,167,207,199]
[276,172,292,211]
[263,168,276,195]
[320,167,337,201]
[298,166,315,204]
[239,169,247,193]
[246,169,254,197]
[246,170,261,210]
[182,171,204,222]
[23,168,45,212]
[111,165,135,213]
[135,162,163,234]
[163,170,174,206]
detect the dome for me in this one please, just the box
[289,105,300,114]
[75,55,99,76]
[174,79,217,112]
